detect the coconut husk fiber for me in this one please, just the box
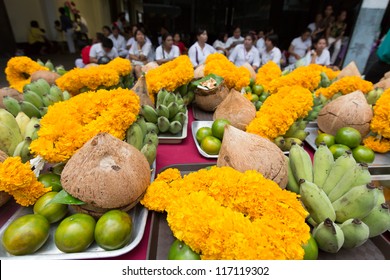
[61,133,151,217]
[0,87,23,109]
[194,81,229,112]
[241,62,257,80]
[217,125,288,188]
[213,89,256,130]
[31,70,60,85]
[141,61,159,73]
[131,75,154,108]
[194,64,205,79]
[336,61,361,80]
[0,150,11,207]
[375,77,390,90]
[317,90,373,136]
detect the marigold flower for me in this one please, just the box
[369,88,390,138]
[255,61,282,92]
[315,76,373,99]
[363,136,390,153]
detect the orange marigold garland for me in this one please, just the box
[255,61,282,93]
[315,76,373,99]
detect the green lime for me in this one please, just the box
[196,127,213,144]
[302,234,318,260]
[352,145,375,163]
[329,144,351,159]
[211,119,231,140]
[252,84,264,96]
[335,127,362,149]
[315,133,335,147]
[168,239,200,260]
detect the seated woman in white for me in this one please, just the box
[128,28,153,79]
[155,33,180,65]
[188,27,216,68]
[260,34,282,67]
[305,37,330,66]
[229,33,260,71]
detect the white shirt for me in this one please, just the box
[288,36,312,64]
[155,45,180,61]
[261,47,282,67]
[307,22,316,33]
[108,34,127,52]
[188,42,216,67]
[226,36,244,50]
[126,36,151,49]
[256,37,265,53]
[229,44,260,67]
[305,49,331,66]
[89,43,119,60]
[129,41,152,58]
[213,40,227,54]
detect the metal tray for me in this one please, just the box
[0,161,157,260]
[158,111,188,144]
[304,127,390,166]
[147,163,388,260]
[192,103,213,121]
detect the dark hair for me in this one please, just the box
[196,27,207,36]
[266,34,279,46]
[102,25,112,33]
[302,28,312,34]
[96,32,105,42]
[30,20,39,28]
[59,7,66,14]
[112,26,120,32]
[162,32,172,42]
[102,37,114,49]
[217,32,227,41]
[134,28,145,37]
[245,33,256,42]
[231,26,241,32]
[313,36,327,46]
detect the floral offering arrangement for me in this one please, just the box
[315,76,374,99]
[0,157,50,206]
[29,88,140,163]
[56,57,132,95]
[246,85,313,140]
[204,53,251,90]
[141,166,310,260]
[5,56,48,92]
[255,61,281,92]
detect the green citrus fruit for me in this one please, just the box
[195,127,212,144]
[335,127,362,149]
[315,133,335,147]
[201,135,222,155]
[33,191,68,223]
[55,213,96,253]
[352,145,375,163]
[168,239,201,260]
[250,93,259,102]
[329,144,351,159]
[259,92,270,102]
[244,86,252,93]
[38,173,62,192]
[94,210,132,251]
[211,119,231,140]
[302,234,318,260]
[252,84,264,96]
[249,77,255,87]
[2,214,50,255]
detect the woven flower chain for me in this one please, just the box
[315,76,373,99]
[0,157,50,206]
[145,55,194,100]
[204,53,251,90]
[246,85,313,140]
[255,61,281,93]
[141,166,310,260]
[5,56,48,92]
[56,57,132,95]
[30,88,140,163]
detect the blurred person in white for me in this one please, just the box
[226,26,244,52]
[229,33,260,71]
[288,28,312,65]
[188,27,216,68]
[256,29,265,53]
[155,33,180,65]
[128,29,153,79]
[260,34,282,67]
[109,26,128,58]
[126,24,138,50]
[305,37,330,66]
[213,32,229,56]
[89,37,118,64]
[308,13,326,41]
[327,10,347,64]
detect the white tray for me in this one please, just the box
[0,161,156,260]
[192,121,218,158]
[158,111,188,144]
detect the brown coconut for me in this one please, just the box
[0,87,23,109]
[374,78,390,90]
[217,125,288,188]
[141,61,159,73]
[194,64,205,79]
[336,61,361,80]
[0,150,11,207]
[241,62,257,81]
[194,81,229,112]
[213,89,256,130]
[317,90,373,136]
[131,75,154,107]
[31,70,60,85]
[61,132,151,217]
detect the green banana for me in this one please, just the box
[283,122,300,138]
[41,94,55,107]
[299,179,336,224]
[15,112,31,137]
[285,156,300,194]
[175,94,185,106]
[352,163,371,186]
[62,90,71,100]
[366,89,380,105]
[55,65,67,75]
[163,92,176,107]
[2,96,22,117]
[321,151,356,195]
[171,112,187,126]
[19,101,41,118]
[313,142,334,189]
[339,218,369,249]
[169,120,182,134]
[37,58,44,66]
[141,105,158,124]
[23,90,44,108]
[284,137,303,151]
[289,142,313,182]
[374,186,386,206]
[145,122,159,134]
[183,90,195,105]
[24,117,40,139]
[125,123,144,151]
[332,184,378,223]
[156,89,169,106]
[312,218,344,253]
[157,116,170,133]
[0,108,23,139]
[44,59,54,71]
[30,79,51,97]
[273,136,286,151]
[143,131,159,147]
[39,107,48,117]
[177,83,188,97]
[167,102,180,120]
[290,129,309,141]
[320,71,331,88]
[141,140,157,166]
[327,164,361,202]
[156,104,170,119]
[136,116,147,137]
[13,137,33,163]
[0,123,22,156]
[177,104,187,114]
[361,203,390,238]
[49,85,64,102]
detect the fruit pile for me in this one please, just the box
[195,119,231,155]
[315,127,375,163]
[274,119,309,151]
[245,78,269,110]
[140,89,187,135]
[287,143,390,253]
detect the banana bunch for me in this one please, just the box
[365,88,384,105]
[304,95,325,122]
[3,79,71,118]
[37,59,67,75]
[125,116,158,166]
[274,119,309,151]
[0,109,23,156]
[140,89,187,135]
[287,142,390,253]
[175,83,195,105]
